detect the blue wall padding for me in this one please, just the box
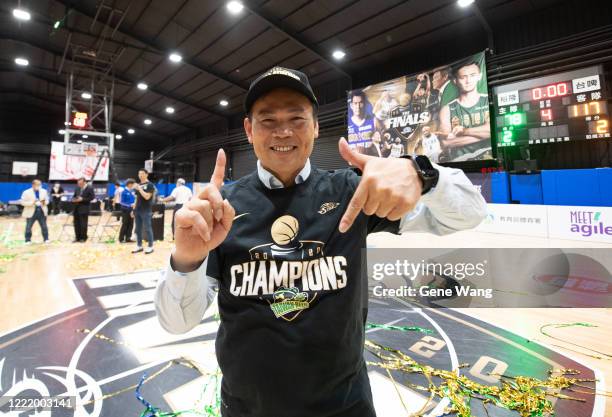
[491,172,510,204]
[510,174,543,204]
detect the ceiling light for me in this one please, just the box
[128,128,135,134]
[81,92,92,99]
[227,1,244,14]
[58,129,65,134]
[137,82,148,90]
[144,118,152,125]
[82,135,88,138]
[457,0,475,7]
[169,53,182,63]
[332,50,346,60]
[13,8,31,21]
[219,99,229,107]
[165,106,175,114]
[77,140,82,144]
[14,57,29,66]
[116,134,123,139]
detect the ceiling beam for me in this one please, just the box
[0,35,228,120]
[53,0,249,91]
[242,1,351,80]
[0,66,197,132]
[0,90,171,142]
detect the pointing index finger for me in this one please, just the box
[210,148,226,189]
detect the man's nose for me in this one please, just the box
[272,125,293,137]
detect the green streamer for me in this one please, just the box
[365,322,433,334]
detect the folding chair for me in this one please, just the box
[88,210,103,241]
[58,213,75,242]
[97,210,122,242]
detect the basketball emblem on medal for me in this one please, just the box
[270,215,302,255]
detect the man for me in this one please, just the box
[162,178,193,240]
[72,177,95,242]
[347,90,375,149]
[155,66,486,417]
[118,178,136,243]
[389,137,404,158]
[431,68,453,109]
[439,60,492,161]
[113,181,124,211]
[364,131,390,158]
[419,125,441,163]
[21,179,50,244]
[50,182,64,215]
[132,168,156,254]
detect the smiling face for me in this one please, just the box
[138,170,148,183]
[244,88,319,186]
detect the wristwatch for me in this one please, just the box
[401,154,439,195]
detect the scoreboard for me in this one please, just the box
[493,66,610,147]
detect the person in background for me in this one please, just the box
[21,179,50,244]
[72,177,95,242]
[439,59,491,161]
[50,182,64,215]
[113,181,124,211]
[119,178,136,243]
[389,137,404,158]
[420,125,442,163]
[364,130,390,157]
[161,178,193,240]
[132,169,156,254]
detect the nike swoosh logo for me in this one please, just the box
[233,213,250,220]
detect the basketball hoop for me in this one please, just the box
[19,167,29,177]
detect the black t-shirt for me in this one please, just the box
[135,181,156,211]
[207,167,399,417]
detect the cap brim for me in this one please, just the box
[244,74,318,113]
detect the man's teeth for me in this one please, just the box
[273,146,293,152]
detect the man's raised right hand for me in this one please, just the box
[172,149,235,272]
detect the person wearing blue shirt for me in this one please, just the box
[118,178,136,243]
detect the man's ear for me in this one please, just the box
[314,119,319,139]
[244,117,253,144]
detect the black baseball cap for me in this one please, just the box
[244,66,319,114]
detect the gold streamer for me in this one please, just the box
[365,339,599,417]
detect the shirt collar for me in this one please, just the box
[257,159,311,189]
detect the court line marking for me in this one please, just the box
[0,290,84,339]
[393,298,458,416]
[0,309,88,349]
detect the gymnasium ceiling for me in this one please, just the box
[0,0,565,149]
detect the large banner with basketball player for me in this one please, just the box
[49,141,109,181]
[346,51,492,163]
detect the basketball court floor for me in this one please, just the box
[0,213,610,416]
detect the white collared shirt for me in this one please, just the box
[257,159,311,189]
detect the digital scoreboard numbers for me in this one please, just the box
[493,66,610,148]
